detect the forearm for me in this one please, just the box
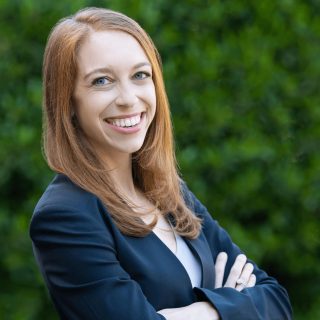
[158,302,220,320]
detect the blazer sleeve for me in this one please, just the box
[30,203,166,320]
[181,182,293,320]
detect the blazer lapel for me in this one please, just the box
[167,214,215,289]
[185,233,216,289]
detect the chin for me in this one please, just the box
[126,144,144,154]
[115,140,145,155]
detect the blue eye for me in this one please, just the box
[133,71,150,80]
[93,77,111,86]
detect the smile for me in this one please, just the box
[103,112,146,134]
[105,112,144,128]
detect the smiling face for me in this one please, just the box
[73,30,156,165]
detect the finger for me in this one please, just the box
[246,274,256,288]
[214,252,228,288]
[235,263,254,291]
[224,254,247,288]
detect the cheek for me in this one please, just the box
[75,93,105,119]
[74,98,101,135]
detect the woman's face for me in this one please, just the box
[73,30,156,163]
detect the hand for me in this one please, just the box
[157,252,256,319]
[158,302,220,320]
[214,252,256,291]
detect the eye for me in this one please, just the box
[92,77,111,86]
[133,71,150,80]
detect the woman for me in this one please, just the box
[30,7,292,320]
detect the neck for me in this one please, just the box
[101,152,138,201]
[99,150,158,219]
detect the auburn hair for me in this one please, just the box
[42,7,202,238]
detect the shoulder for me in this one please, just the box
[179,179,222,232]
[30,174,114,242]
[34,173,98,212]
[179,179,210,217]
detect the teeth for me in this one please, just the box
[110,114,142,128]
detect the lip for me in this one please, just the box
[103,112,146,134]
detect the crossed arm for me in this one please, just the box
[158,253,256,320]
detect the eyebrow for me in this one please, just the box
[83,62,152,81]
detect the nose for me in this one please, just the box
[115,83,138,107]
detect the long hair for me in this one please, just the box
[43,7,202,238]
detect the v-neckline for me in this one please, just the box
[151,216,178,256]
[149,228,195,289]
[140,215,209,288]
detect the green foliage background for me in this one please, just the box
[0,0,319,318]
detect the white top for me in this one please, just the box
[172,227,202,288]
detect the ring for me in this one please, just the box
[236,278,247,286]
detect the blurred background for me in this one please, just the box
[0,0,319,319]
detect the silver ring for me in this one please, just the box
[236,278,247,286]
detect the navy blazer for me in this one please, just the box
[30,174,292,319]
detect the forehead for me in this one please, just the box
[76,30,150,74]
